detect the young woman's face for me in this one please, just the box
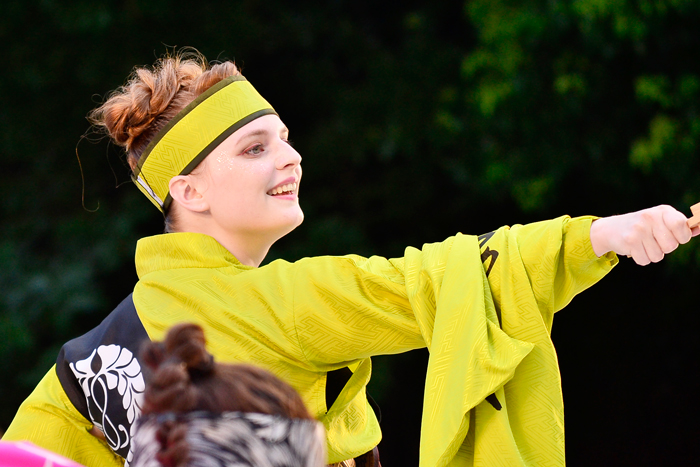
[194,114,304,243]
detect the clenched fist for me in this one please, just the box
[590,205,700,265]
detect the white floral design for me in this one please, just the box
[70,344,145,462]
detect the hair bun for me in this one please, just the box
[141,323,213,414]
[88,49,240,170]
[91,58,190,154]
[164,323,214,376]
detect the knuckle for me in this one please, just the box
[658,204,675,216]
[640,211,655,224]
[624,228,642,244]
[622,233,635,247]
[668,211,684,225]
[670,218,684,231]
[635,217,651,232]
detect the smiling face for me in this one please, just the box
[187,114,304,251]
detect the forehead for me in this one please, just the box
[228,114,288,143]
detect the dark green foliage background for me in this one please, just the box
[2,1,700,465]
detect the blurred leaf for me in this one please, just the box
[630,114,677,172]
[635,75,672,107]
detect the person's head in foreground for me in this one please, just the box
[129,323,325,467]
[89,49,303,267]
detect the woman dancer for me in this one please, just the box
[4,50,695,467]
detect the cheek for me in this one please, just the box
[210,157,271,192]
[223,158,272,189]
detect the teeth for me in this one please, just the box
[268,182,297,195]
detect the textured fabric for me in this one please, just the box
[129,412,326,467]
[4,215,616,466]
[3,367,124,467]
[406,218,618,466]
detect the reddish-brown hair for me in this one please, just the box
[88,49,241,172]
[139,323,315,466]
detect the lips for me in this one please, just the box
[267,182,298,196]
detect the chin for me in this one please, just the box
[286,212,304,235]
[272,211,304,240]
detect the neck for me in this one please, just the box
[171,217,275,268]
[215,233,272,267]
[192,228,274,267]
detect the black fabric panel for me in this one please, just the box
[55,294,149,459]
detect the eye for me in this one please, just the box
[242,144,264,156]
[283,138,294,147]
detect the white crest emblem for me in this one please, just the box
[70,344,145,464]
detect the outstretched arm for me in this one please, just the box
[589,204,700,265]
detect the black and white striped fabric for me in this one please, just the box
[130,411,326,467]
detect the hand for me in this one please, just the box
[589,205,700,265]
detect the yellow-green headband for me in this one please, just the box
[132,75,277,212]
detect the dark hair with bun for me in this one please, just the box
[139,323,315,467]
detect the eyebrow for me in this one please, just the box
[237,126,289,141]
[238,129,268,140]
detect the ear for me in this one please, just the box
[169,175,210,213]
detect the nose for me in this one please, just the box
[275,140,302,170]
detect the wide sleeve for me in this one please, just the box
[405,216,618,467]
[483,215,618,333]
[288,253,426,368]
[3,366,123,467]
[286,216,616,368]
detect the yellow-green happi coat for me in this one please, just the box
[4,215,616,466]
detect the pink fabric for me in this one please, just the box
[0,441,85,467]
